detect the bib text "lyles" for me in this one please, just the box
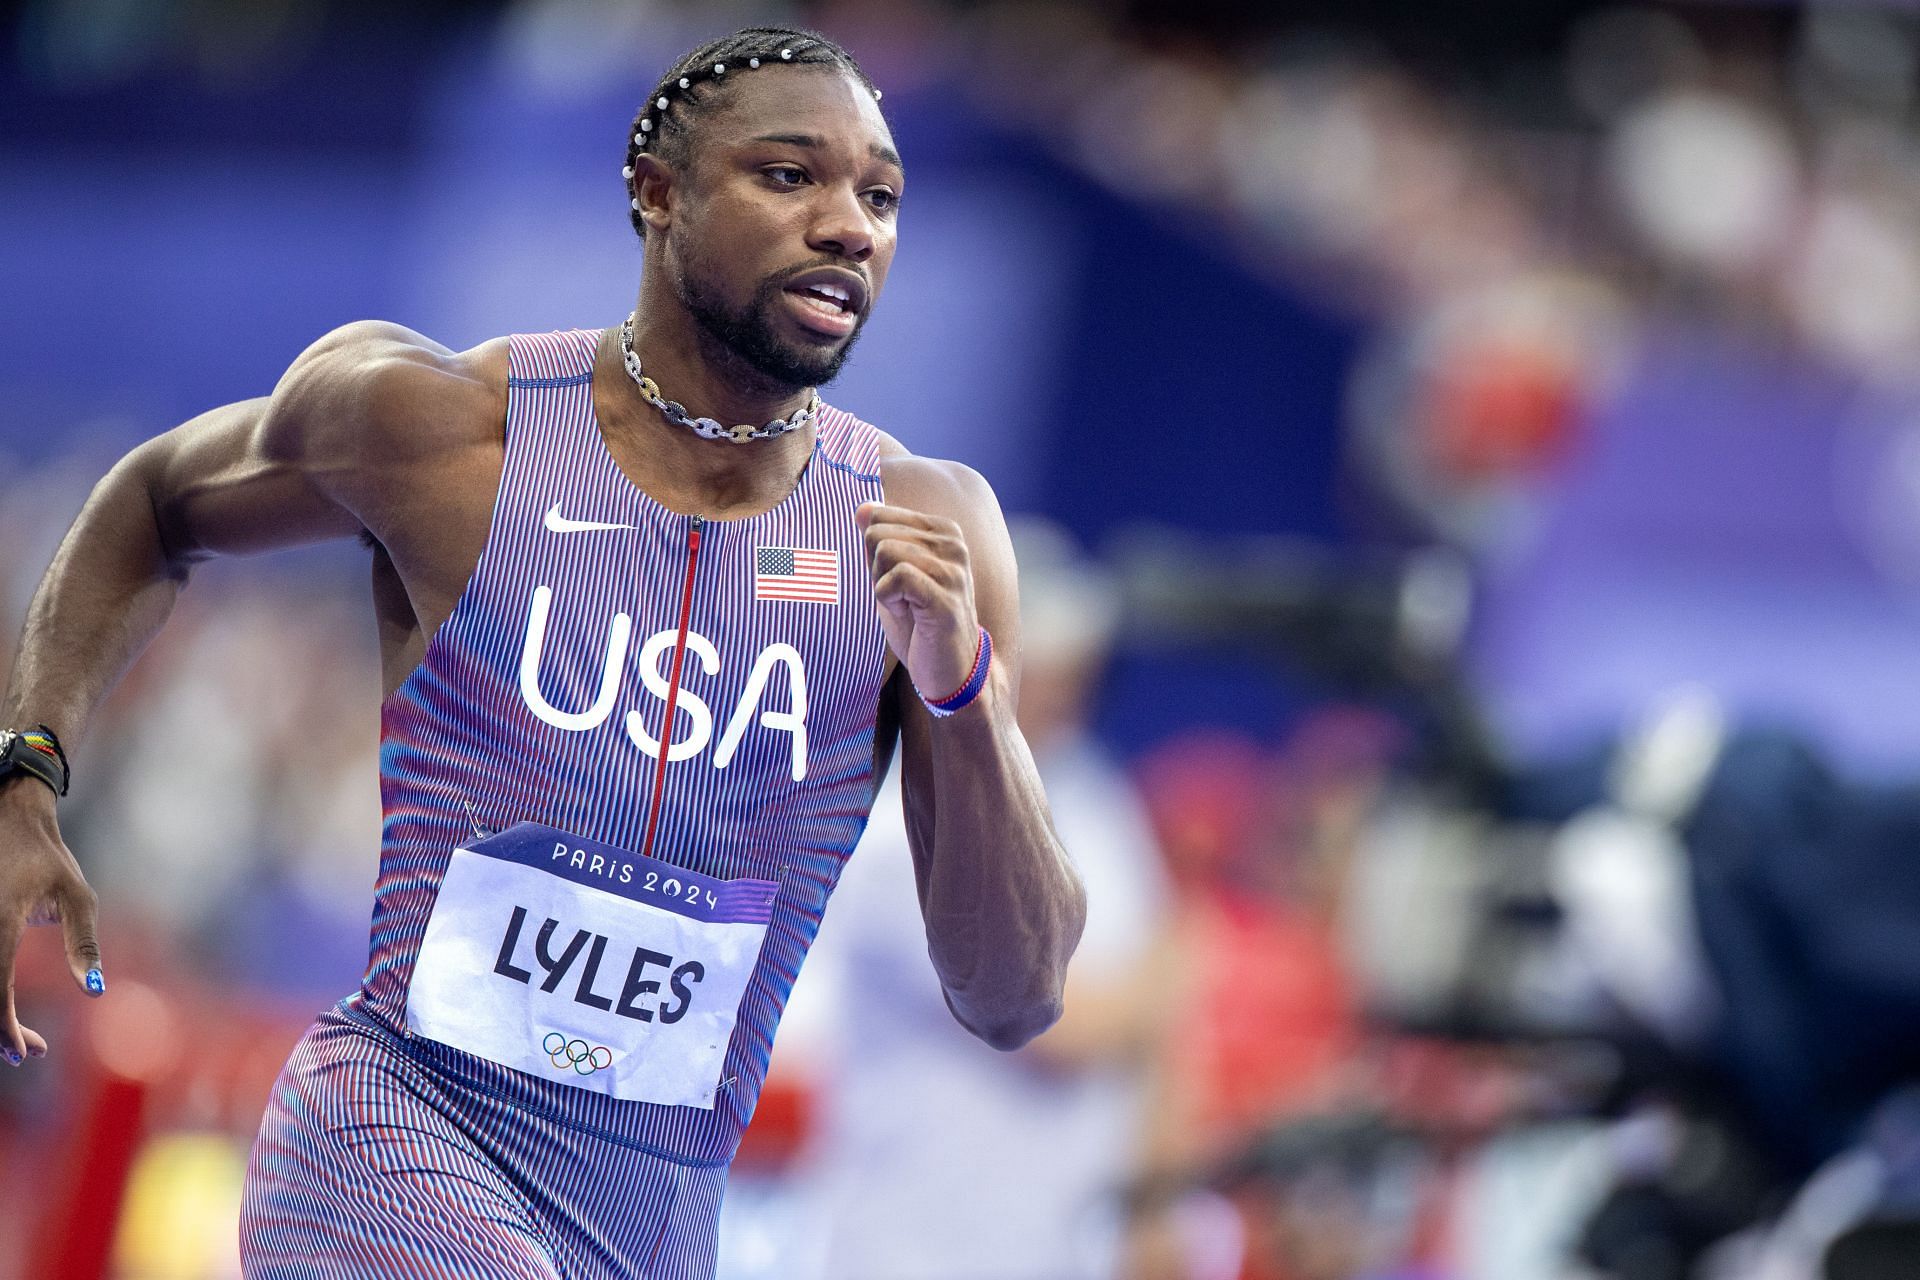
[492,903,706,1024]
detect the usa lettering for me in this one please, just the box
[492,904,706,1024]
[518,584,809,781]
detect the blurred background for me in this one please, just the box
[8,0,1920,1276]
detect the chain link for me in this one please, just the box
[618,312,817,444]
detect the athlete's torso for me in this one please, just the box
[345,326,891,1164]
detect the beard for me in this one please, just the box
[675,252,867,391]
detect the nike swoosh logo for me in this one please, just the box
[543,501,637,534]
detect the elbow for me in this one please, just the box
[944,954,1075,1051]
[939,856,1089,1052]
[979,879,1087,1052]
[968,995,1066,1053]
[99,446,190,583]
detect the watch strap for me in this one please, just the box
[0,725,69,797]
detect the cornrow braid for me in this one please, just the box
[622,27,880,239]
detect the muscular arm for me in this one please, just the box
[1,392,357,738]
[863,457,1088,1051]
[0,320,485,1063]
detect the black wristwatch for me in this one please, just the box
[0,725,69,797]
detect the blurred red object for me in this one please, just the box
[1419,337,1580,482]
[1134,730,1366,1153]
[1135,731,1271,895]
[26,1067,147,1280]
[731,1068,812,1172]
[3,921,314,1280]
[1181,898,1360,1144]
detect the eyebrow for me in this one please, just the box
[749,132,905,175]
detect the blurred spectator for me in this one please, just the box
[1123,716,1401,1280]
[1136,715,1407,1160]
[793,517,1171,1280]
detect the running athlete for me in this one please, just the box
[0,26,1086,1279]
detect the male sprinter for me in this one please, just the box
[0,26,1086,1279]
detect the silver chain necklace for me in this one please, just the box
[618,312,819,445]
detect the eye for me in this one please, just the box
[764,165,808,187]
[864,188,899,213]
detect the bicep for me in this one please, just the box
[132,395,363,568]
[134,321,461,567]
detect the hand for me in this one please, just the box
[0,780,104,1065]
[855,501,982,699]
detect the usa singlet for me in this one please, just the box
[240,327,891,1280]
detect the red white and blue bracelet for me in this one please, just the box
[918,626,993,718]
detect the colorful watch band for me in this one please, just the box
[0,724,69,797]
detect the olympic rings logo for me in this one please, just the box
[542,1032,615,1076]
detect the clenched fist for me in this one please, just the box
[855,501,983,703]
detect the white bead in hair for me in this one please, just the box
[640,118,652,131]
[657,96,668,109]
[634,132,644,145]
[780,49,792,60]
[749,57,760,68]
[679,77,690,88]
[713,63,725,74]
[632,198,641,210]
[873,88,883,100]
[622,165,634,179]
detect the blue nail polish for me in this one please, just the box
[4,1050,19,1066]
[85,969,104,995]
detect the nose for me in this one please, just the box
[807,185,874,264]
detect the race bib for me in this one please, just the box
[405,821,777,1109]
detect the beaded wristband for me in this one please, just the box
[919,626,992,718]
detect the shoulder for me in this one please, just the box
[870,430,1021,642]
[871,429,999,526]
[263,320,511,467]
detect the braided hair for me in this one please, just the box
[623,27,880,239]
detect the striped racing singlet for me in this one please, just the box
[343,326,891,1165]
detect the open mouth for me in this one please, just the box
[780,268,868,339]
[793,282,854,316]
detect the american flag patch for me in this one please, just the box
[755,546,839,604]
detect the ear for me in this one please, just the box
[631,152,677,235]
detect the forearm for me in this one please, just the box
[2,448,185,748]
[918,667,1088,1050]
[0,445,181,1048]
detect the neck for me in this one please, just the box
[625,279,813,426]
[591,326,816,520]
